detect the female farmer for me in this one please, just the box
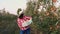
[17,8,32,34]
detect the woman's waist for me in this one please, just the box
[20,26,30,30]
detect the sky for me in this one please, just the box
[0,0,27,15]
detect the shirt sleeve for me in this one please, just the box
[17,18,22,27]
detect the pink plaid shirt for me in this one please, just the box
[17,16,31,30]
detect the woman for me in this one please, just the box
[17,8,32,34]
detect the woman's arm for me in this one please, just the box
[22,17,32,27]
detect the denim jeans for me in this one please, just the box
[20,28,30,34]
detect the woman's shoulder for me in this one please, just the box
[24,16,32,20]
[17,18,22,21]
[24,16,32,18]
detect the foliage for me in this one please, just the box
[25,0,60,34]
[0,12,20,34]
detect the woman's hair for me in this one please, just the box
[19,13,24,19]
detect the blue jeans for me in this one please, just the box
[20,28,30,34]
